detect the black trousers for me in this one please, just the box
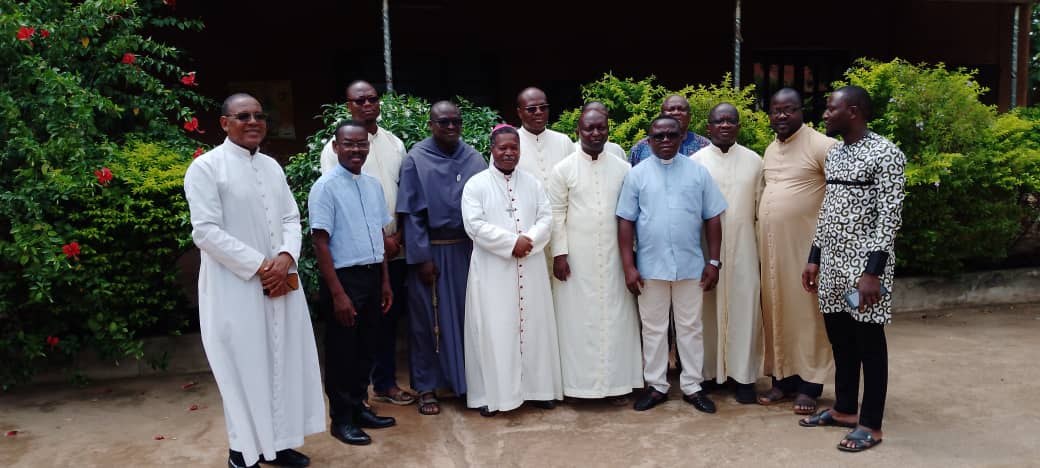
[824,312,888,430]
[772,375,824,398]
[370,258,408,393]
[321,263,381,425]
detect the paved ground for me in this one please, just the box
[2,304,1039,467]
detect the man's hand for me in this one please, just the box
[381,280,393,314]
[418,261,438,286]
[384,235,401,260]
[553,255,571,281]
[261,252,293,291]
[624,266,644,296]
[256,258,273,277]
[700,264,719,291]
[856,273,882,312]
[266,280,291,298]
[802,263,820,293]
[333,292,358,327]
[512,235,533,258]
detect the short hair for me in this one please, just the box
[490,125,519,145]
[346,80,376,97]
[708,102,739,123]
[430,100,458,119]
[834,85,873,120]
[649,114,681,131]
[333,119,365,139]
[516,87,545,106]
[772,87,803,104]
[221,93,256,115]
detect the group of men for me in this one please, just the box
[183,80,904,467]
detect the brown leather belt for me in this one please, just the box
[430,239,466,245]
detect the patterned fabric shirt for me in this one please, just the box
[628,130,711,166]
[812,131,905,324]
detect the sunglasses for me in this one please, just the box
[432,118,463,128]
[650,131,681,142]
[350,96,380,106]
[523,104,550,113]
[224,112,269,122]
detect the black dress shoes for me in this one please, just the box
[529,400,557,410]
[734,383,757,404]
[633,389,668,411]
[259,449,310,467]
[683,391,717,413]
[330,423,372,446]
[358,407,396,429]
[478,406,498,417]
[229,450,259,468]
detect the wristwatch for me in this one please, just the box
[709,259,722,269]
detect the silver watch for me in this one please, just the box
[709,259,722,269]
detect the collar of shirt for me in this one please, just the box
[776,124,807,146]
[223,138,259,158]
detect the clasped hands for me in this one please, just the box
[258,252,294,298]
[512,235,534,258]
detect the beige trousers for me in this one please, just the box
[638,279,705,395]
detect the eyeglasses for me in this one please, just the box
[708,118,739,125]
[650,131,681,142]
[225,112,269,122]
[337,140,370,149]
[523,104,550,114]
[432,118,463,128]
[350,96,379,106]
[770,107,801,117]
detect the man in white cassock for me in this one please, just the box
[570,101,626,160]
[691,103,764,404]
[462,124,563,416]
[184,94,324,468]
[549,109,642,401]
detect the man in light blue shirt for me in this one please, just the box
[310,120,397,446]
[616,115,726,414]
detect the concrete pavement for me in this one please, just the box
[2,304,1038,467]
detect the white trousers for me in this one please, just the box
[638,279,704,395]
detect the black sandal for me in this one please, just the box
[837,428,883,452]
[799,409,857,428]
[418,392,441,416]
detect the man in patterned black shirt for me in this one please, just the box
[799,86,905,453]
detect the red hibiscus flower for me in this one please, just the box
[121,52,136,64]
[62,242,80,259]
[39,29,50,39]
[192,146,204,158]
[16,26,35,41]
[94,167,113,185]
[46,336,60,348]
[183,117,204,134]
[180,72,197,86]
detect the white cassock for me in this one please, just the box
[573,140,626,160]
[548,151,642,398]
[184,139,326,466]
[320,127,406,258]
[691,143,765,385]
[462,165,563,412]
[517,126,573,271]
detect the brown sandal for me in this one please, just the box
[418,392,440,416]
[757,387,794,405]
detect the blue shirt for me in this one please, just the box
[308,165,392,268]
[628,131,711,166]
[615,154,727,281]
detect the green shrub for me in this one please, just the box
[551,73,773,155]
[838,58,1040,274]
[0,0,208,388]
[285,93,502,300]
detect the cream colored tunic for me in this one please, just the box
[758,124,835,384]
[692,143,764,385]
[548,151,642,398]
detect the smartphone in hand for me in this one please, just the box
[845,285,890,310]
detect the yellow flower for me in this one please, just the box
[81,37,89,48]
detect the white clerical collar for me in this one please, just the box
[224,138,259,157]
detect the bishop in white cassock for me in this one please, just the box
[691,103,764,403]
[462,125,562,415]
[184,94,324,468]
[549,109,642,399]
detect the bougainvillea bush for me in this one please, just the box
[0,0,209,388]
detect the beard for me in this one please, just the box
[825,127,841,138]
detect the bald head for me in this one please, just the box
[578,109,609,157]
[517,87,550,134]
[582,101,609,116]
[708,103,739,124]
[430,100,459,118]
[661,94,692,132]
[346,80,380,126]
[346,80,374,96]
[221,93,256,115]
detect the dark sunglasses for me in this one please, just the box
[350,96,380,106]
[650,131,681,142]
[432,118,463,128]
[523,104,550,114]
[225,112,268,122]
